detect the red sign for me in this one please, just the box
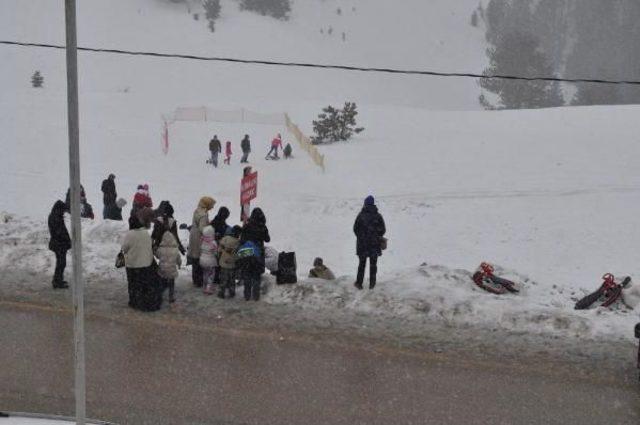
[241,171,258,204]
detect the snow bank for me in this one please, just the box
[1,214,637,342]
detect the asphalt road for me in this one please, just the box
[1,302,638,425]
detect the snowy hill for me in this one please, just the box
[1,0,640,341]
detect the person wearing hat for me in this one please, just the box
[101,173,118,220]
[308,257,336,281]
[187,196,216,287]
[353,195,386,290]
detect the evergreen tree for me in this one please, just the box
[203,0,221,32]
[312,102,364,144]
[479,32,563,109]
[31,71,44,88]
[238,0,291,21]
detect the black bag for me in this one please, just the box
[276,252,297,284]
[115,251,125,269]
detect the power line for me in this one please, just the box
[2,39,640,86]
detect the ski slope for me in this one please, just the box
[1,0,640,342]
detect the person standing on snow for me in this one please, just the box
[151,200,186,255]
[101,173,118,220]
[156,231,182,304]
[132,184,153,216]
[210,206,230,284]
[265,133,283,159]
[239,208,270,301]
[353,195,386,290]
[240,134,251,163]
[209,135,222,167]
[224,141,232,165]
[200,225,218,295]
[48,200,71,289]
[187,196,216,287]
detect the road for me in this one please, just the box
[0,302,638,425]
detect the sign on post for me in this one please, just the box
[240,170,258,222]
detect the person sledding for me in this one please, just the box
[574,273,631,310]
[265,133,283,160]
[472,262,519,294]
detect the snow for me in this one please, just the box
[1,0,640,344]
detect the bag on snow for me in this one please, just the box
[115,251,125,269]
[276,252,297,285]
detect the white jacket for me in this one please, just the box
[199,226,218,269]
[122,228,153,269]
[156,231,182,279]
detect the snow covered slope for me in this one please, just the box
[0,0,487,110]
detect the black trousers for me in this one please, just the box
[356,255,378,287]
[189,257,203,287]
[53,249,67,285]
[240,152,249,163]
[243,274,261,301]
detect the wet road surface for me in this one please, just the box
[1,302,638,425]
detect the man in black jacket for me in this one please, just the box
[209,135,222,167]
[101,173,117,219]
[240,134,251,163]
[48,200,71,289]
[239,208,270,301]
[353,195,386,290]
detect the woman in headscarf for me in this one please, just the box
[48,200,71,289]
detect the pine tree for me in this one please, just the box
[238,0,290,20]
[203,0,221,32]
[479,32,563,109]
[312,102,364,144]
[31,71,44,88]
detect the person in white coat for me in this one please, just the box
[200,225,218,295]
[156,231,182,303]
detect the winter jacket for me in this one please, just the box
[199,226,218,268]
[271,137,283,149]
[218,235,240,269]
[122,228,154,269]
[101,177,117,205]
[353,204,386,257]
[211,207,230,241]
[283,143,292,157]
[132,190,153,211]
[65,185,87,209]
[225,143,232,157]
[151,215,185,254]
[187,206,211,259]
[209,138,222,153]
[309,265,336,280]
[48,200,71,252]
[156,231,182,280]
[241,136,251,153]
[240,208,270,254]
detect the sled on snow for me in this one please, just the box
[574,273,631,310]
[472,262,519,294]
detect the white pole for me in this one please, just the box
[64,0,86,424]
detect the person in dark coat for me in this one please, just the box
[65,185,94,219]
[240,134,251,163]
[151,200,186,255]
[101,173,117,219]
[353,195,386,290]
[209,135,222,167]
[210,206,230,284]
[239,208,270,301]
[48,200,71,289]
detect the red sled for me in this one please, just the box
[472,262,520,294]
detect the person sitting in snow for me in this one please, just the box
[283,143,293,159]
[308,257,336,281]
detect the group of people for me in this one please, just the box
[47,170,387,308]
[208,133,293,167]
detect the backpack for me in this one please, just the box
[276,252,297,284]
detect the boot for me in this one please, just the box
[354,281,363,290]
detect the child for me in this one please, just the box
[156,231,182,303]
[283,143,292,159]
[200,225,218,294]
[217,225,241,299]
[308,257,336,280]
[224,141,232,165]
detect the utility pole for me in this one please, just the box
[64,0,86,423]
